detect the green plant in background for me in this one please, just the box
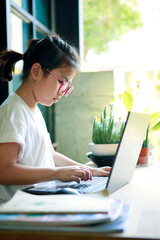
[142,124,150,148]
[92,105,124,144]
[151,111,160,131]
[119,90,133,112]
[83,0,142,58]
[120,90,160,148]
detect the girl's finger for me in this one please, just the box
[71,175,81,183]
[100,166,111,171]
[75,170,89,181]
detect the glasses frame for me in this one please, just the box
[46,69,74,97]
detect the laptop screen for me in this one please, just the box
[106,111,150,194]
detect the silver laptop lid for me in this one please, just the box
[107,111,150,194]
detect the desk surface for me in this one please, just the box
[0,162,160,240]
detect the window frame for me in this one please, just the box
[7,0,53,94]
[6,0,56,142]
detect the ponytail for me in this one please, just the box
[0,50,23,82]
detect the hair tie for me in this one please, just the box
[22,54,24,60]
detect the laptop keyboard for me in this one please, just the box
[70,177,108,193]
[28,176,108,195]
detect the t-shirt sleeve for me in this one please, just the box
[0,106,27,159]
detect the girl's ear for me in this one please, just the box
[31,63,42,80]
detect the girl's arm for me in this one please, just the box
[0,143,92,185]
[52,147,111,177]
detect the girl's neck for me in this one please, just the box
[16,83,37,111]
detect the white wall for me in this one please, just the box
[55,71,114,164]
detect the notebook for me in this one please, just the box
[24,111,150,195]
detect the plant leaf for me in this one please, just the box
[120,90,133,111]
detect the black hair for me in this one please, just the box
[0,34,79,82]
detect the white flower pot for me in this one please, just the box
[88,143,118,156]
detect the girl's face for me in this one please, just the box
[33,65,76,106]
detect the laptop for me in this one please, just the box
[24,111,150,195]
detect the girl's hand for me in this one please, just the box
[89,166,111,177]
[55,165,92,183]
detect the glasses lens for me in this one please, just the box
[58,82,69,94]
[64,87,74,97]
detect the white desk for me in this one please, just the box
[111,161,160,239]
[0,162,160,240]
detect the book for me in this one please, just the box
[0,190,131,233]
[0,204,131,233]
[0,190,112,214]
[0,198,122,226]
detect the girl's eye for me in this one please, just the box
[58,80,63,85]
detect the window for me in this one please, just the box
[81,0,160,159]
[10,12,31,91]
[7,0,55,142]
[9,0,52,92]
[35,0,51,28]
[81,0,160,115]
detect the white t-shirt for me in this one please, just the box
[0,93,55,203]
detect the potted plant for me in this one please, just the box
[88,104,124,156]
[137,110,160,165]
[137,124,150,165]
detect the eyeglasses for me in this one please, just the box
[46,69,74,97]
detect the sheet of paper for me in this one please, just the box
[0,190,111,214]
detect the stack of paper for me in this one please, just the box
[0,190,131,232]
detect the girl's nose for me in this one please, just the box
[57,92,63,97]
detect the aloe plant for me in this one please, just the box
[142,124,150,148]
[92,105,124,144]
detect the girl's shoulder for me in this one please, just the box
[0,93,32,120]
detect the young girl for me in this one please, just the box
[0,34,110,203]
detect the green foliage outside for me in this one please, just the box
[92,105,124,144]
[83,0,143,57]
[119,90,134,111]
[120,90,160,148]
